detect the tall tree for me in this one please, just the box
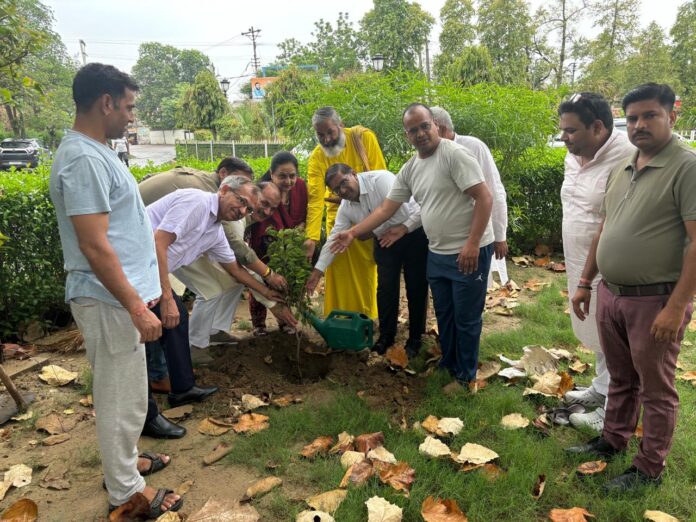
[621,23,680,94]
[434,0,475,78]
[440,45,496,86]
[306,13,366,76]
[360,0,435,71]
[670,0,696,97]
[477,0,534,85]
[131,43,211,129]
[177,70,229,139]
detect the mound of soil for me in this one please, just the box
[201,331,426,418]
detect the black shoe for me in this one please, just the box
[603,466,662,494]
[372,337,394,355]
[405,337,422,358]
[168,385,219,408]
[141,414,186,439]
[565,436,622,459]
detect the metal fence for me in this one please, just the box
[175,140,287,160]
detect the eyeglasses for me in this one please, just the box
[231,190,255,216]
[405,121,432,137]
[330,178,351,196]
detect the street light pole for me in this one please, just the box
[219,78,230,98]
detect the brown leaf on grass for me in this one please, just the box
[569,359,589,374]
[643,510,680,522]
[188,498,260,521]
[271,394,303,407]
[355,432,385,454]
[42,433,71,446]
[306,489,347,514]
[558,371,574,397]
[198,418,231,437]
[39,465,70,490]
[524,371,572,397]
[523,279,551,292]
[422,415,441,435]
[421,496,468,521]
[576,461,607,475]
[375,461,415,496]
[532,414,552,436]
[512,256,533,267]
[548,507,595,521]
[203,443,232,465]
[232,413,269,434]
[300,436,334,459]
[339,460,374,488]
[482,463,506,482]
[534,256,551,267]
[677,371,696,382]
[548,262,566,272]
[35,413,76,435]
[532,474,546,500]
[421,416,463,437]
[1,498,38,521]
[385,345,408,369]
[476,361,501,381]
[242,476,282,501]
[457,462,485,473]
[161,404,193,420]
[108,492,149,521]
[329,432,354,455]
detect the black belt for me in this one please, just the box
[603,280,675,297]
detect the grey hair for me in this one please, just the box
[312,106,343,127]
[257,180,280,196]
[220,175,260,197]
[430,106,454,132]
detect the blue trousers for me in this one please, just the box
[427,244,493,383]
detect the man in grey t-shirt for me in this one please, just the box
[49,63,181,516]
[332,103,493,384]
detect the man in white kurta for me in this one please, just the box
[558,92,634,431]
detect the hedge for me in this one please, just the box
[0,150,564,337]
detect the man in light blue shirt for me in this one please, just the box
[306,165,429,357]
[49,63,182,517]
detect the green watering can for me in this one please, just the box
[303,310,373,351]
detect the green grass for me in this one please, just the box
[223,279,696,521]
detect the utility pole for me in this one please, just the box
[242,27,261,75]
[79,39,87,65]
[425,40,431,82]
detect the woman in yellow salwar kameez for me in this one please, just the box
[305,107,386,319]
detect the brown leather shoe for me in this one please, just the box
[150,376,171,394]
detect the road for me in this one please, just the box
[129,144,175,167]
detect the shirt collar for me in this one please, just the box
[623,135,679,173]
[357,175,369,197]
[210,192,221,219]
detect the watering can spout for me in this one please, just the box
[302,310,328,337]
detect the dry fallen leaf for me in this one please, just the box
[366,496,403,522]
[524,371,562,397]
[532,414,552,436]
[368,446,397,464]
[532,474,546,500]
[576,461,607,475]
[242,394,269,411]
[242,476,282,501]
[534,256,551,267]
[1,498,38,521]
[521,346,559,376]
[385,345,409,369]
[300,436,334,459]
[339,460,374,488]
[232,413,270,434]
[419,436,452,459]
[161,404,193,420]
[375,461,416,496]
[476,361,501,381]
[188,498,260,521]
[677,371,696,382]
[39,464,70,490]
[35,413,77,435]
[421,496,468,521]
[688,318,696,332]
[203,443,232,465]
[482,463,505,481]
[306,489,347,514]
[454,443,499,465]
[355,432,385,454]
[11,410,33,422]
[500,413,530,430]
[569,359,589,373]
[4,464,32,488]
[296,510,335,522]
[39,364,78,386]
[548,507,595,521]
[198,418,231,437]
[523,279,551,292]
[154,512,181,522]
[512,256,533,267]
[422,416,463,437]
[643,510,680,522]
[329,432,354,455]
[340,451,366,469]
[79,395,93,407]
[548,262,566,272]
[271,394,303,407]
[42,433,71,446]
[422,415,441,435]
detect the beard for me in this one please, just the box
[319,131,346,158]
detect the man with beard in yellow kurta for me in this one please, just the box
[304,107,386,325]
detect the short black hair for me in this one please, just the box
[216,157,253,176]
[325,163,353,186]
[402,102,433,121]
[72,63,139,113]
[558,92,613,132]
[622,83,676,112]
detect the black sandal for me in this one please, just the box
[108,488,183,519]
[103,452,171,489]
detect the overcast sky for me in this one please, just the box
[46,0,686,97]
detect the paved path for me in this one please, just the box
[129,144,175,167]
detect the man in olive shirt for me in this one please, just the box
[568,83,696,493]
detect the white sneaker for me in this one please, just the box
[564,387,605,409]
[569,408,605,433]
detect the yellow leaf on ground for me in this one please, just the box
[422,415,441,435]
[500,413,530,430]
[569,359,589,373]
[242,477,282,501]
[300,436,334,459]
[271,394,303,407]
[532,474,546,500]
[1,498,38,521]
[524,371,562,397]
[576,461,607,475]
[677,371,696,382]
[241,394,269,411]
[366,496,403,522]
[329,432,354,455]
[306,489,347,514]
[198,418,231,437]
[368,446,397,464]
[232,413,269,434]
[340,451,366,469]
[454,443,499,465]
[39,365,78,386]
[419,436,452,459]
[296,510,335,522]
[643,510,680,522]
[421,496,468,521]
[385,345,408,369]
[188,498,260,521]
[375,461,415,496]
[549,507,595,521]
[154,512,181,522]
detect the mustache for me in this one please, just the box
[633,131,652,137]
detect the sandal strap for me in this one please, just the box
[148,488,174,518]
[139,451,167,476]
